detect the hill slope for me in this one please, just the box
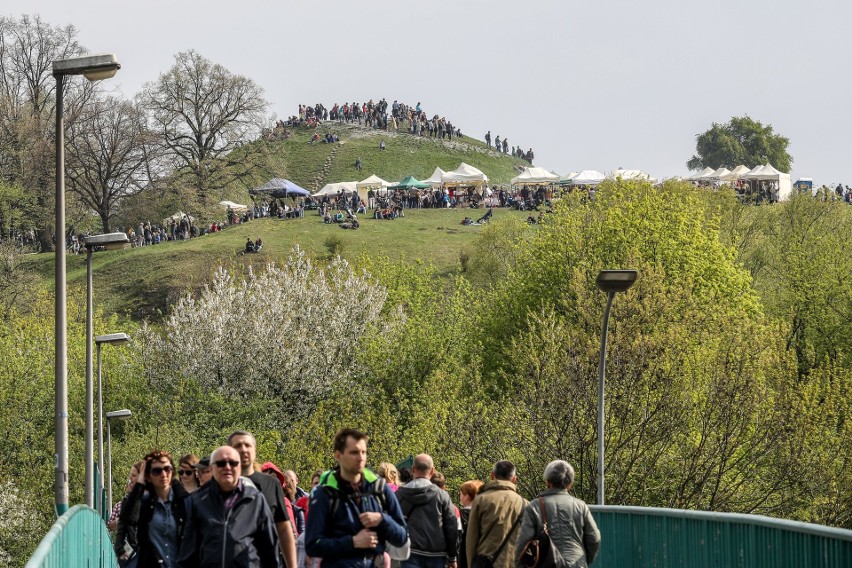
[265,122,529,191]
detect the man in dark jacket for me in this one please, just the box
[177,446,281,568]
[396,454,458,568]
[305,428,408,568]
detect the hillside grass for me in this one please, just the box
[253,122,529,193]
[25,208,531,320]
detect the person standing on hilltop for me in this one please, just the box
[495,135,501,152]
[485,131,491,148]
[502,138,508,154]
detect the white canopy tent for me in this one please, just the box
[356,175,393,200]
[441,163,489,188]
[218,200,248,212]
[314,181,358,197]
[571,170,606,186]
[707,167,731,181]
[423,167,446,188]
[689,167,715,181]
[511,167,560,186]
[609,168,656,183]
[742,163,792,200]
[720,165,751,182]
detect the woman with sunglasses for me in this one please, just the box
[115,450,190,568]
[177,454,200,493]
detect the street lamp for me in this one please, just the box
[53,53,120,516]
[595,269,637,506]
[96,332,130,516]
[82,233,129,510]
[105,409,132,516]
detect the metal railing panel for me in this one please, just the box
[25,505,116,568]
[588,506,852,568]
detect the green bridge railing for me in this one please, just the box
[25,505,116,568]
[589,505,852,567]
[26,504,852,567]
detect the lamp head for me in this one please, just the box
[53,53,120,81]
[106,409,132,420]
[596,270,638,293]
[84,232,129,251]
[95,332,130,346]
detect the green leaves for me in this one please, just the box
[688,115,792,172]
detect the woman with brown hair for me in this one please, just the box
[177,454,200,493]
[459,480,484,568]
[114,450,190,568]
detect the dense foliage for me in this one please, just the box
[2,181,852,566]
[687,115,792,173]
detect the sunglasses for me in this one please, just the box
[214,459,240,469]
[179,469,195,476]
[150,465,173,476]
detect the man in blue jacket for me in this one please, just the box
[305,428,408,568]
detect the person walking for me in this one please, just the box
[177,446,282,567]
[514,461,600,568]
[304,428,408,568]
[115,450,190,568]
[466,461,526,568]
[396,454,458,568]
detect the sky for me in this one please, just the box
[7,0,852,186]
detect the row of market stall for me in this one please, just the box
[688,164,792,200]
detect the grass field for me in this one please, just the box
[25,208,532,320]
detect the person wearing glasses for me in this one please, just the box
[178,454,201,493]
[177,445,282,568]
[114,450,190,568]
[193,455,213,487]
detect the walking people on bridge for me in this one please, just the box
[229,430,299,568]
[515,461,600,568]
[115,450,190,568]
[177,445,282,568]
[304,428,408,568]
[466,460,527,568]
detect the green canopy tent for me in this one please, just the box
[389,175,431,190]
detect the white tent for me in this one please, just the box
[511,167,560,186]
[314,181,358,197]
[218,200,248,212]
[609,168,657,183]
[742,163,792,200]
[707,167,731,181]
[356,175,392,200]
[441,163,489,187]
[720,165,751,182]
[689,167,715,181]
[423,167,446,187]
[571,170,606,186]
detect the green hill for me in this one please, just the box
[24,209,531,320]
[261,122,528,192]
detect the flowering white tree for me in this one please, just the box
[0,479,40,566]
[136,249,388,423]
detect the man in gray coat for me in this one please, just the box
[514,461,600,568]
[396,454,458,568]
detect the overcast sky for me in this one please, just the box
[7,0,852,186]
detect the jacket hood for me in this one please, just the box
[260,461,287,486]
[396,477,441,505]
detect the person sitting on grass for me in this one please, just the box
[245,237,255,253]
[254,238,263,252]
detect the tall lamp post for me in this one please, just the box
[105,409,132,515]
[53,53,120,517]
[596,269,637,506]
[96,332,130,516]
[82,233,129,510]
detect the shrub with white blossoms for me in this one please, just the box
[137,249,387,421]
[0,479,40,566]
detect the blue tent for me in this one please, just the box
[249,178,311,197]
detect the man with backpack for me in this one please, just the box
[396,454,458,568]
[305,429,408,568]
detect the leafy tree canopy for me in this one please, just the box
[687,115,792,173]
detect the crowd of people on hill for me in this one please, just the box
[110,427,600,568]
[283,99,533,163]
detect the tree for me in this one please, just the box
[0,14,89,250]
[64,96,159,232]
[687,115,792,173]
[138,50,271,202]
